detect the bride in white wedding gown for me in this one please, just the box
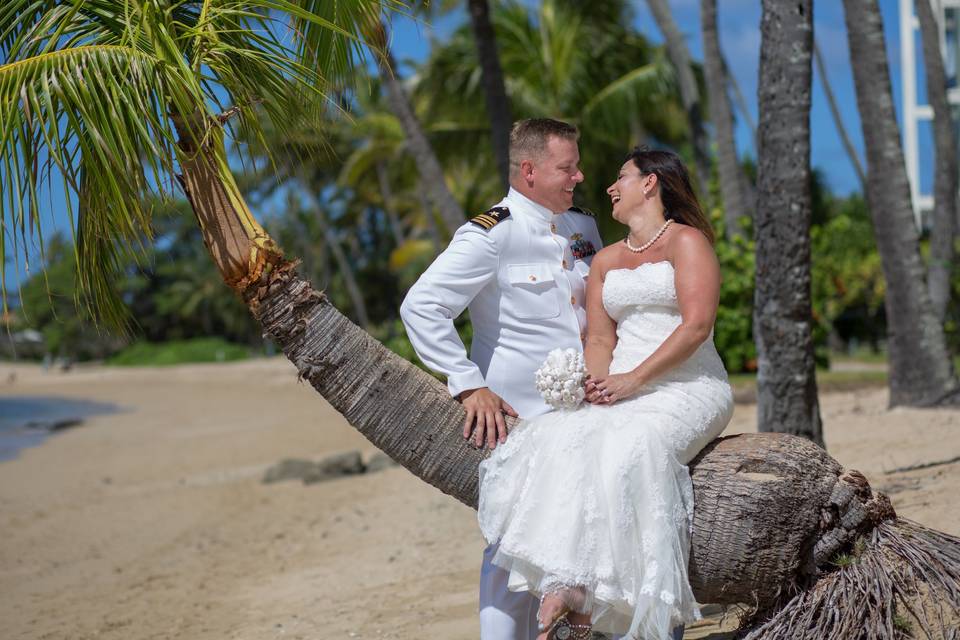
[478,148,734,640]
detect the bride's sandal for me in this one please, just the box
[544,613,592,640]
[538,593,592,640]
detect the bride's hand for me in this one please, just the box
[591,371,644,404]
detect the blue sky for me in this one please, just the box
[390,0,916,198]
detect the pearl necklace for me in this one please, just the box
[624,219,672,253]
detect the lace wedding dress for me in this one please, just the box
[478,261,734,639]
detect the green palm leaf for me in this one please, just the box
[1,44,182,328]
[1,0,400,328]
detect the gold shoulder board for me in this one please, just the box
[568,206,595,217]
[469,206,511,230]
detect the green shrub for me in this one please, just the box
[107,337,249,366]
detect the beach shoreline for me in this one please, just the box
[1,358,957,639]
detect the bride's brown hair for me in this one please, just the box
[626,146,715,244]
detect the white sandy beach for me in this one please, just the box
[1,357,958,640]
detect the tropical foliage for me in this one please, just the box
[3,0,906,374]
[0,0,392,327]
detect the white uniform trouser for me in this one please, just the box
[480,544,538,639]
[479,544,686,639]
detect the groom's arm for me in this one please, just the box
[400,225,499,399]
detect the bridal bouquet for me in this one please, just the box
[534,348,587,410]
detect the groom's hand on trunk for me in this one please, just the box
[460,387,518,449]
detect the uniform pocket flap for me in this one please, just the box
[507,263,555,285]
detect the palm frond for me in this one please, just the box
[0,44,186,327]
[581,53,675,141]
[2,0,405,328]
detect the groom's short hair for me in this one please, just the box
[509,118,579,176]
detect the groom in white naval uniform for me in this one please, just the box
[400,118,601,639]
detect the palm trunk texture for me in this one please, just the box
[372,23,465,236]
[701,0,749,238]
[645,0,712,200]
[916,0,958,324]
[174,118,281,290]
[467,0,512,192]
[842,0,960,407]
[754,0,824,447]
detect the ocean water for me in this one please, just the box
[0,396,120,462]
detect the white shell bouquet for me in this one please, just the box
[534,348,587,410]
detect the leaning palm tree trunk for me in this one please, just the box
[916,0,958,324]
[841,0,960,407]
[248,264,960,637]
[701,0,750,238]
[467,0,513,191]
[370,22,466,236]
[754,0,824,446]
[644,0,712,200]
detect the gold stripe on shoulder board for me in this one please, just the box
[469,207,511,231]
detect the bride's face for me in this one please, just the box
[606,161,653,223]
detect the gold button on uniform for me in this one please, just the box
[570,296,577,305]
[562,260,569,269]
[529,275,537,282]
[550,223,557,233]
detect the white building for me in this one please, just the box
[900,0,960,229]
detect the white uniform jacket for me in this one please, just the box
[400,188,603,418]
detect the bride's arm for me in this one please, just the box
[584,248,618,379]
[593,228,720,403]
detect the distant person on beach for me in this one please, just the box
[401,117,601,640]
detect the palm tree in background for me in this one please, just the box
[754,0,823,446]
[916,0,958,324]
[700,0,751,237]
[645,0,712,200]
[3,3,960,637]
[841,0,959,406]
[367,19,466,235]
[466,0,512,190]
[813,41,866,192]
[414,0,683,235]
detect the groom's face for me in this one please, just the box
[528,136,584,213]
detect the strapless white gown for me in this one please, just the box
[477,261,734,639]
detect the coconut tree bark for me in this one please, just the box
[813,40,866,193]
[842,0,960,406]
[916,0,958,323]
[645,0,712,199]
[173,116,282,290]
[467,0,512,191]
[369,22,465,236]
[701,0,750,238]
[754,0,824,446]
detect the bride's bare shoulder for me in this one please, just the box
[589,243,624,274]
[666,224,713,255]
